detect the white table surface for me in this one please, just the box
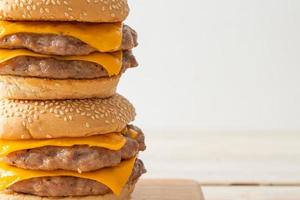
[140,130,300,199]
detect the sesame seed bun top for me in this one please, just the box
[0,94,136,139]
[0,0,129,22]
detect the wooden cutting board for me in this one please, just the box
[132,179,204,200]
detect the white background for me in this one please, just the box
[120,0,300,132]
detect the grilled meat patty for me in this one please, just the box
[5,125,146,172]
[0,50,137,79]
[0,25,138,56]
[9,159,146,197]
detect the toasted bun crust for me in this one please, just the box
[0,94,135,139]
[0,75,120,100]
[0,183,135,200]
[0,0,129,22]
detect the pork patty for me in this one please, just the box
[0,50,138,79]
[0,25,138,56]
[9,159,146,197]
[5,125,146,172]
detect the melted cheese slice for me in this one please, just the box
[0,133,126,156]
[0,157,136,195]
[0,49,122,76]
[128,129,139,139]
[0,21,122,52]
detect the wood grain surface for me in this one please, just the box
[132,179,300,200]
[203,186,300,200]
[143,131,300,185]
[132,179,204,200]
[139,131,300,199]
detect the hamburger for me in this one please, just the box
[0,0,138,100]
[0,0,146,200]
[0,95,146,199]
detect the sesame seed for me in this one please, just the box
[46,134,53,139]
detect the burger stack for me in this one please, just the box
[0,0,146,200]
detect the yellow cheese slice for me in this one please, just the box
[128,129,139,139]
[0,49,122,76]
[0,133,126,156]
[0,21,122,52]
[0,157,136,196]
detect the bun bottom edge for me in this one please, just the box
[0,75,120,100]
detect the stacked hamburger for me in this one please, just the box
[0,0,146,200]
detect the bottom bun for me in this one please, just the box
[0,183,135,200]
[0,75,120,100]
